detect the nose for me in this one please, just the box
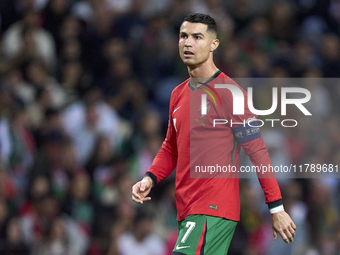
[184,37,192,47]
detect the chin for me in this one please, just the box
[183,59,197,66]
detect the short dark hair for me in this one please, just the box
[183,13,218,37]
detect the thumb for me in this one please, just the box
[273,230,278,240]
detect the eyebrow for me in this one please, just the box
[180,32,205,37]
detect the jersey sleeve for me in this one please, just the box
[145,92,178,186]
[223,84,283,211]
[241,138,283,210]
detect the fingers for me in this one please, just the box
[291,221,297,230]
[288,225,296,242]
[272,211,297,244]
[132,183,141,199]
[273,230,278,240]
[278,226,295,243]
[289,225,295,237]
[284,228,294,243]
[132,182,151,204]
[132,195,151,204]
[278,230,289,243]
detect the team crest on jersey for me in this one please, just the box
[198,101,211,119]
[196,101,211,126]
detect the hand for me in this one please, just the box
[271,210,296,243]
[132,177,152,204]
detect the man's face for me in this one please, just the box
[179,22,217,68]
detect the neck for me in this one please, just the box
[187,60,219,88]
[187,61,218,79]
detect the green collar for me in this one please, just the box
[188,69,221,91]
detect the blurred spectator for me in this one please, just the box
[115,173,134,202]
[0,200,9,239]
[102,57,134,90]
[72,101,105,164]
[91,37,127,85]
[308,180,339,254]
[115,198,136,232]
[62,87,122,162]
[0,163,17,203]
[131,134,162,179]
[60,60,90,99]
[26,58,67,107]
[20,195,58,245]
[86,135,114,179]
[27,87,54,129]
[71,0,113,24]
[113,0,145,41]
[8,105,36,193]
[250,51,270,77]
[30,214,89,255]
[0,217,30,255]
[19,176,50,217]
[138,110,162,138]
[302,68,331,119]
[91,158,130,215]
[106,79,147,122]
[250,17,274,54]
[267,1,297,42]
[110,0,133,15]
[32,218,70,255]
[321,34,340,77]
[59,15,83,46]
[51,140,83,200]
[61,173,94,235]
[117,210,165,255]
[153,181,177,240]
[0,88,14,163]
[290,41,319,77]
[59,38,82,67]
[39,108,65,137]
[2,9,56,71]
[42,0,70,43]
[142,0,170,18]
[133,15,175,89]
[0,42,9,76]
[105,219,127,255]
[6,68,35,106]
[29,130,64,180]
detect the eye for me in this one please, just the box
[180,34,187,39]
[195,36,201,40]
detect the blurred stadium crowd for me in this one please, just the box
[0,0,339,254]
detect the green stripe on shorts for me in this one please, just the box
[172,214,237,255]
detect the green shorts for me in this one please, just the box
[172,214,237,255]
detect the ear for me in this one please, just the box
[210,39,219,52]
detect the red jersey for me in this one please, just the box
[146,70,282,221]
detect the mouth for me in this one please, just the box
[183,50,194,57]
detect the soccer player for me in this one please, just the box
[132,13,296,255]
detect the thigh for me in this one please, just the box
[203,216,237,255]
[172,215,237,255]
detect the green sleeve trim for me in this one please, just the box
[144,172,157,188]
